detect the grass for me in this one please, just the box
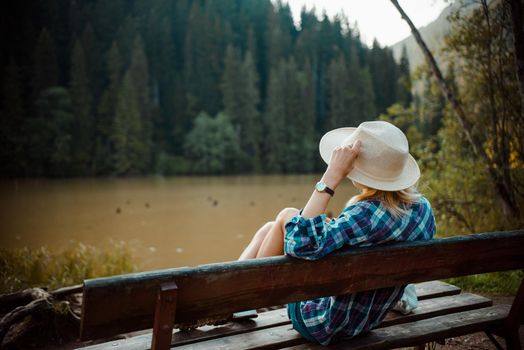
[0,240,137,294]
[445,270,523,296]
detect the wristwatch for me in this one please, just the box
[315,181,335,197]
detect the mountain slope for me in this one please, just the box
[390,0,478,70]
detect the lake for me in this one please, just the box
[0,175,358,270]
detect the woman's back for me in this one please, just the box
[284,195,436,345]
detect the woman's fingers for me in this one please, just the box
[328,139,361,178]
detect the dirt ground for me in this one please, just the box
[414,295,522,350]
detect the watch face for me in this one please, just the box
[316,182,326,191]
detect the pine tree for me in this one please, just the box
[327,54,376,129]
[327,55,351,129]
[96,41,123,174]
[397,46,413,107]
[264,58,312,172]
[368,40,398,113]
[112,70,147,175]
[240,51,262,169]
[222,47,261,170]
[33,28,60,95]
[221,45,242,123]
[32,87,74,176]
[70,38,93,174]
[1,58,26,175]
[129,34,153,169]
[264,61,288,172]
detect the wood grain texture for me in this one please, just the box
[380,293,492,327]
[151,282,178,350]
[284,305,511,350]
[414,281,460,300]
[172,305,510,350]
[80,230,524,340]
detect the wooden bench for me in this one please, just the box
[79,230,524,350]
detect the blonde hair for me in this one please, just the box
[347,185,421,218]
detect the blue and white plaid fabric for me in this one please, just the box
[284,195,436,345]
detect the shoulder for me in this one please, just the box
[414,194,434,211]
[340,199,379,220]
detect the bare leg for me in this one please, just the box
[256,208,299,258]
[233,208,299,319]
[238,221,275,260]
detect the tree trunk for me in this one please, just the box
[389,0,521,219]
[507,0,524,120]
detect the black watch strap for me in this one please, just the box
[324,186,335,197]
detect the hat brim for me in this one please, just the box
[319,127,420,191]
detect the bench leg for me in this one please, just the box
[485,331,505,350]
[151,282,178,350]
[504,277,524,350]
[504,330,522,350]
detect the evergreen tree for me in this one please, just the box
[80,23,100,98]
[69,38,93,174]
[33,28,60,95]
[264,58,314,172]
[368,40,398,113]
[222,45,242,121]
[222,47,261,170]
[112,70,147,175]
[1,58,26,175]
[327,55,352,129]
[96,42,123,174]
[327,54,376,129]
[264,62,288,172]
[129,35,153,169]
[31,87,74,176]
[184,2,223,118]
[397,46,412,107]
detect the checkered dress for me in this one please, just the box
[284,195,436,345]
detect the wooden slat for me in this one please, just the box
[81,288,487,349]
[81,230,524,340]
[414,280,461,300]
[285,305,511,350]
[172,305,510,350]
[380,292,492,327]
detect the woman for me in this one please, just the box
[238,121,436,345]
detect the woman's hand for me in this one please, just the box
[301,140,361,219]
[322,140,361,189]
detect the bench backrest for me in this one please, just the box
[80,230,524,341]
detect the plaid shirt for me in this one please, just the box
[284,195,436,345]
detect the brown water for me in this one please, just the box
[0,175,357,270]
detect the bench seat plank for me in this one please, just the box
[287,304,511,350]
[175,305,510,350]
[81,292,492,349]
[415,280,461,300]
[380,292,492,327]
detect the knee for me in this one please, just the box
[254,221,275,240]
[276,207,299,225]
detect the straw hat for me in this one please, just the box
[319,121,420,191]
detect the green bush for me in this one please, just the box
[154,152,191,175]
